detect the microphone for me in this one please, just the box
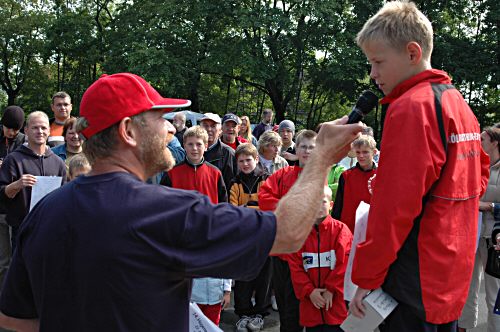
[347,90,379,124]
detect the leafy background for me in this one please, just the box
[0,0,498,142]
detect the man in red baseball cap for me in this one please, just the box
[0,73,364,332]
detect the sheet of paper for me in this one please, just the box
[363,288,398,319]
[29,176,62,211]
[344,201,370,301]
[189,302,222,332]
[341,288,398,332]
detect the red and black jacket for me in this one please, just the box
[288,216,352,327]
[352,69,490,323]
[160,158,227,204]
[331,163,376,233]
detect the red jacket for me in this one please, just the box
[259,165,302,260]
[288,216,352,327]
[331,163,377,233]
[160,159,227,204]
[352,69,490,323]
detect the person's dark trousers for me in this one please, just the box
[10,225,19,254]
[379,301,457,332]
[271,256,302,332]
[234,256,273,317]
[306,325,343,332]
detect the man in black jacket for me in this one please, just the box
[0,111,66,248]
[200,113,236,193]
[0,105,26,290]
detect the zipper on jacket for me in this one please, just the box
[315,224,326,324]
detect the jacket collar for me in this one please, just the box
[381,69,452,105]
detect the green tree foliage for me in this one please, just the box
[0,0,49,106]
[0,0,497,131]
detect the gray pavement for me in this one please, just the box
[220,277,491,331]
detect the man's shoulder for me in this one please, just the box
[219,141,235,155]
[51,144,66,155]
[269,165,300,180]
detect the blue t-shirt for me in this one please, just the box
[0,172,276,331]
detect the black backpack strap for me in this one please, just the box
[431,83,455,153]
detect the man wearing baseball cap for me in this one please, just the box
[221,113,248,151]
[0,73,363,332]
[200,112,237,192]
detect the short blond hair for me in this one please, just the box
[68,154,91,177]
[356,1,433,60]
[183,125,208,145]
[352,135,377,150]
[295,129,317,147]
[257,131,282,155]
[26,111,49,127]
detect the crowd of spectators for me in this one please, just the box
[0,86,497,332]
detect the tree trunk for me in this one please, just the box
[7,91,16,106]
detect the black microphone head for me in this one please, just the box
[355,90,379,115]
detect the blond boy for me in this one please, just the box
[350,2,489,331]
[160,126,230,325]
[68,154,91,180]
[331,135,377,233]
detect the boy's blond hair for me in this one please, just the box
[235,143,258,159]
[257,131,282,155]
[295,129,317,147]
[352,134,377,150]
[68,154,91,176]
[356,1,434,60]
[183,125,208,145]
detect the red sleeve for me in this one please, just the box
[324,223,352,294]
[352,99,446,289]
[258,168,286,211]
[288,246,315,300]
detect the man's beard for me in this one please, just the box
[139,132,175,178]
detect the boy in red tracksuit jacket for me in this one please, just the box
[160,126,230,325]
[259,129,318,332]
[350,2,490,331]
[289,186,352,332]
[332,135,377,233]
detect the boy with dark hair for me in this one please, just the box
[350,1,489,331]
[331,135,377,233]
[230,143,271,332]
[160,126,230,325]
[289,186,352,332]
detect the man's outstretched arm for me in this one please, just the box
[271,116,363,254]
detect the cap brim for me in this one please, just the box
[151,98,191,111]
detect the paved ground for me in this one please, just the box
[220,279,490,331]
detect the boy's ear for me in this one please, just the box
[255,155,259,162]
[406,41,422,64]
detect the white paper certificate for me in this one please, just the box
[29,176,63,211]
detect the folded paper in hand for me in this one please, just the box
[341,288,398,332]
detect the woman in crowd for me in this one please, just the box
[459,123,500,332]
[239,115,258,146]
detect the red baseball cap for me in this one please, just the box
[80,73,191,139]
